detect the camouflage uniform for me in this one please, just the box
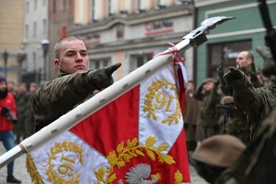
[224,67,276,140]
[194,79,221,139]
[14,85,29,142]
[32,71,97,132]
[217,64,262,143]
[32,63,120,132]
[217,96,250,145]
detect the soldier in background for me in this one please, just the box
[218,46,276,182]
[217,96,250,145]
[216,50,263,144]
[24,83,39,138]
[184,80,200,152]
[194,78,222,139]
[13,83,28,143]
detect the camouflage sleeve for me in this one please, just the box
[231,76,263,114]
[218,74,233,96]
[32,70,99,131]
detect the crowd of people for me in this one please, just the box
[0,79,39,183]
[185,46,276,183]
[8,81,39,143]
[1,34,275,184]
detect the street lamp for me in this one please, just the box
[2,50,9,78]
[17,49,26,83]
[41,39,49,81]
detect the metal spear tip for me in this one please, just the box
[201,16,236,30]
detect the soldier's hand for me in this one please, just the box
[217,65,224,78]
[90,63,121,90]
[223,66,244,85]
[256,46,275,77]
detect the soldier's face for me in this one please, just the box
[54,39,89,74]
[236,51,252,69]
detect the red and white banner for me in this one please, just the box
[26,62,190,183]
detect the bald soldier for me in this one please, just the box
[32,36,121,132]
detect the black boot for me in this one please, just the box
[7,175,21,183]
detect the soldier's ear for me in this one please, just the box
[54,59,61,68]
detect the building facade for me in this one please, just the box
[48,0,75,80]
[194,0,276,85]
[0,0,25,82]
[68,0,195,81]
[24,0,49,84]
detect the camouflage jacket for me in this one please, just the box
[231,75,276,139]
[32,71,99,132]
[218,66,263,96]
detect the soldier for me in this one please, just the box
[216,50,264,144]
[184,80,200,152]
[217,96,250,145]
[223,65,276,140]
[14,83,28,143]
[194,78,222,139]
[24,83,39,138]
[192,46,276,184]
[32,35,121,132]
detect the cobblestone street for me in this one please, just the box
[0,143,207,184]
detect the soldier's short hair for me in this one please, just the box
[54,35,84,59]
[246,50,254,63]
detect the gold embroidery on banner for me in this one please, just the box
[26,154,44,184]
[174,170,184,184]
[45,141,84,183]
[143,78,182,125]
[94,136,177,184]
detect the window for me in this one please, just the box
[90,58,110,70]
[91,0,96,21]
[43,19,47,35]
[25,24,29,39]
[208,40,252,79]
[53,0,56,13]
[129,53,152,72]
[26,2,29,13]
[107,0,113,16]
[33,52,37,72]
[43,0,47,6]
[116,24,124,39]
[62,0,67,11]
[33,22,37,38]
[34,0,37,10]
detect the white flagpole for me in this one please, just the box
[0,16,234,168]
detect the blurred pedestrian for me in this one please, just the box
[0,76,21,183]
[184,80,200,152]
[24,83,39,138]
[14,83,28,143]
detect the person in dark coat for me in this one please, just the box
[184,80,200,151]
